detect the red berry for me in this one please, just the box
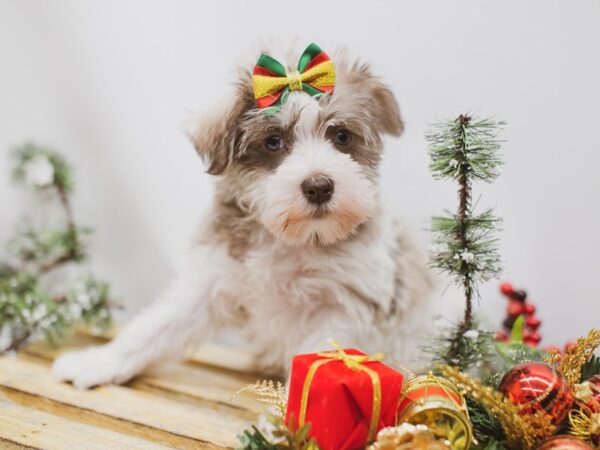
[543,345,562,354]
[500,282,514,296]
[507,300,525,317]
[564,342,577,353]
[512,290,528,302]
[524,303,536,316]
[526,316,541,331]
[496,330,508,342]
[524,331,541,346]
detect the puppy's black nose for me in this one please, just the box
[301,176,334,205]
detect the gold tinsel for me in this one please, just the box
[439,365,556,450]
[545,329,600,385]
[235,379,287,417]
[367,424,451,450]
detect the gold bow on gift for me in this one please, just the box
[299,339,385,442]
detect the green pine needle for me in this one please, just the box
[580,354,600,381]
[427,320,496,372]
[237,415,319,450]
[427,116,505,183]
[238,426,279,450]
[466,397,507,448]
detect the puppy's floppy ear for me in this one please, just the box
[334,56,404,137]
[370,80,404,137]
[186,81,254,175]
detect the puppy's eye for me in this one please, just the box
[334,129,352,146]
[264,134,284,152]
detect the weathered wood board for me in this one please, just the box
[0,334,264,449]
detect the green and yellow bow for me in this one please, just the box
[252,43,335,109]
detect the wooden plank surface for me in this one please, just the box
[0,398,174,450]
[0,334,265,449]
[23,335,265,414]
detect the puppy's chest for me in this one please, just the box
[235,240,396,310]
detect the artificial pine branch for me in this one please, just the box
[0,144,113,352]
[427,114,504,368]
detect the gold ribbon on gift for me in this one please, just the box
[299,339,385,443]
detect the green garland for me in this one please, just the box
[0,143,113,353]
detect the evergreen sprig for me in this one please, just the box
[13,143,74,193]
[237,415,318,450]
[466,397,508,450]
[238,426,280,450]
[427,114,504,367]
[0,144,113,353]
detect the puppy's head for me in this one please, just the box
[188,43,403,247]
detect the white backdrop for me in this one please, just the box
[1,1,598,346]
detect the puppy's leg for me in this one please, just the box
[53,247,228,389]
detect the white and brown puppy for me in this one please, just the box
[53,43,436,389]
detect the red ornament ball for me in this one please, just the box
[498,361,574,425]
[500,282,514,296]
[537,435,595,450]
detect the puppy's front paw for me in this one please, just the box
[52,346,137,389]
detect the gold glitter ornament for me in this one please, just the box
[367,423,451,450]
[396,373,473,450]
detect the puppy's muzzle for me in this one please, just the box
[301,175,334,205]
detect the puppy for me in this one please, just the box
[53,42,435,389]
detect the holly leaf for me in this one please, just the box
[510,315,524,343]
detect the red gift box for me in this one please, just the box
[285,342,404,450]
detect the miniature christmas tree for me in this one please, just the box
[0,144,113,352]
[427,114,505,369]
